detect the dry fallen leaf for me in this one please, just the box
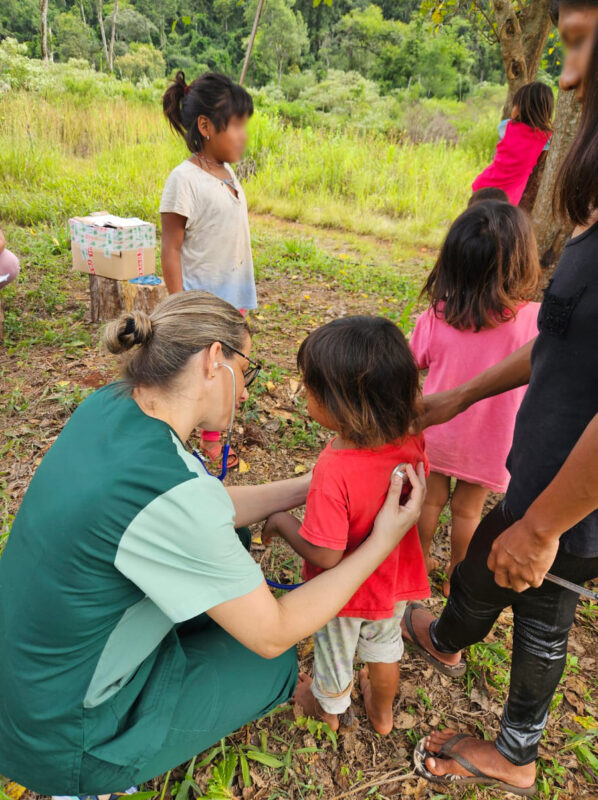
[394,711,416,730]
[294,464,307,475]
[266,380,276,392]
[238,459,250,474]
[3,783,26,800]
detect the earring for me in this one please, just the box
[206,135,210,141]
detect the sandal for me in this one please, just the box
[414,734,537,796]
[403,602,466,677]
[201,440,240,470]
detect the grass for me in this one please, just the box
[0,90,495,247]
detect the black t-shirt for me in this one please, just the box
[505,220,598,557]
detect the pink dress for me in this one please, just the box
[410,303,539,492]
[472,121,551,205]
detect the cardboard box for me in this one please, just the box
[69,214,156,280]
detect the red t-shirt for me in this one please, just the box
[300,436,430,619]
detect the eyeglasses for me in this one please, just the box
[223,344,262,387]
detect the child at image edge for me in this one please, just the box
[263,316,429,734]
[410,200,541,594]
[160,71,256,468]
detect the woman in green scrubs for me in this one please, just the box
[0,291,425,796]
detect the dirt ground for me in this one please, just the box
[1,217,597,800]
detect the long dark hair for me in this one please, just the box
[162,71,254,153]
[511,82,554,132]
[422,201,541,331]
[297,316,420,448]
[555,25,598,225]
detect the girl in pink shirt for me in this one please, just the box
[472,82,553,205]
[410,200,541,594]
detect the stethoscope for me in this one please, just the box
[191,363,303,591]
[191,361,235,482]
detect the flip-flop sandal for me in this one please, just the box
[403,602,466,677]
[413,734,537,796]
[201,441,240,470]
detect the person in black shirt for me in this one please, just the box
[406,3,598,795]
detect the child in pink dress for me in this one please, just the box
[410,200,541,594]
[472,82,553,205]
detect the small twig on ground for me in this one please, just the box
[329,770,416,799]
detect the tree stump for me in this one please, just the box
[89,275,168,323]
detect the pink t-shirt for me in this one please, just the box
[472,120,551,205]
[410,303,539,492]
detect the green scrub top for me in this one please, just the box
[0,383,296,795]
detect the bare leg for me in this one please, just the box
[417,472,450,572]
[358,663,398,735]
[445,480,489,595]
[293,672,340,731]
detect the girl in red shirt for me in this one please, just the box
[263,316,429,735]
[471,81,553,205]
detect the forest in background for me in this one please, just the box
[0,0,563,98]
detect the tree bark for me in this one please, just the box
[109,0,119,72]
[492,0,529,115]
[97,0,109,69]
[520,0,552,80]
[240,0,266,85]
[519,150,548,212]
[492,0,552,116]
[39,0,49,62]
[89,275,168,323]
[530,89,582,272]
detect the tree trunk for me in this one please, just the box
[109,0,119,72]
[39,0,49,62]
[89,275,168,323]
[240,0,266,85]
[520,0,552,81]
[519,150,548,212]
[530,89,582,272]
[492,0,528,115]
[97,0,109,69]
[492,0,551,116]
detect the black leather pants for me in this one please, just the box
[430,502,598,766]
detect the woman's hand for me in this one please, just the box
[487,518,559,592]
[371,462,426,549]
[418,389,467,430]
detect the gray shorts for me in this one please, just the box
[311,602,406,715]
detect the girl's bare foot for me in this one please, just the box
[358,667,395,735]
[425,555,439,573]
[292,672,339,731]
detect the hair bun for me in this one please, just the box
[103,310,153,354]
